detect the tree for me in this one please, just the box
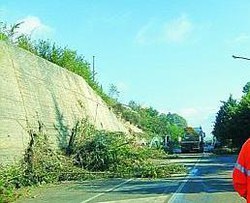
[167,113,187,128]
[213,83,250,148]
[168,125,184,142]
[243,81,250,95]
[0,21,23,42]
[108,84,120,100]
[128,100,140,111]
[212,95,238,146]
[234,93,250,146]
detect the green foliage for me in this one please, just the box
[22,38,115,106]
[0,122,62,203]
[108,84,120,100]
[243,82,250,95]
[0,21,187,145]
[17,35,37,53]
[213,95,239,146]
[68,121,143,172]
[66,120,186,178]
[166,113,187,128]
[168,124,184,142]
[21,127,62,185]
[233,93,250,146]
[128,162,186,178]
[0,165,21,203]
[0,22,23,42]
[74,131,126,171]
[0,21,115,107]
[0,121,87,202]
[213,83,250,148]
[0,119,186,202]
[112,100,186,143]
[184,127,199,137]
[140,147,166,159]
[0,21,189,200]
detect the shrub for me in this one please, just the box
[69,120,186,178]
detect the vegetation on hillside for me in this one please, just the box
[113,101,187,142]
[213,82,250,148]
[0,21,189,202]
[0,22,115,107]
[0,120,186,203]
[0,21,187,141]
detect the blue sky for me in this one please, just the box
[1,0,250,139]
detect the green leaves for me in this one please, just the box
[213,87,250,148]
[213,95,238,145]
[115,101,187,142]
[0,21,23,42]
[0,21,114,108]
[74,130,132,171]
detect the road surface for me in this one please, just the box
[15,153,245,203]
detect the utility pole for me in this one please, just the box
[92,55,95,82]
[232,55,250,61]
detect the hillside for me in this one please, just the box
[0,41,140,164]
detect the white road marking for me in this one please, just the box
[167,155,202,203]
[97,195,170,203]
[80,178,133,203]
[201,181,216,193]
[190,168,198,175]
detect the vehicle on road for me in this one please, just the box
[203,144,214,152]
[172,147,182,154]
[180,127,205,153]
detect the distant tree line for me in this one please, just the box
[213,82,250,148]
[113,100,187,141]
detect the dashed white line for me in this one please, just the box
[80,179,133,203]
[167,155,202,203]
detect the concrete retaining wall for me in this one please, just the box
[0,41,133,164]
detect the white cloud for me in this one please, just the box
[178,107,199,119]
[0,6,7,17]
[135,20,162,45]
[135,15,193,45]
[176,106,217,137]
[179,107,216,121]
[227,33,250,45]
[103,11,131,25]
[16,16,53,38]
[116,81,129,93]
[162,15,193,43]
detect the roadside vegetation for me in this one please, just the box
[0,22,187,202]
[213,82,250,150]
[0,120,186,203]
[114,101,187,138]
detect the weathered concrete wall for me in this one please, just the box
[0,41,135,164]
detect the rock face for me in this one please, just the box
[0,41,134,164]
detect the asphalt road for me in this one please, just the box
[15,153,245,203]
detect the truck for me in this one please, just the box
[180,127,205,153]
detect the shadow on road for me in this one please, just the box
[68,154,237,197]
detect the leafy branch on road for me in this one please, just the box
[0,119,186,203]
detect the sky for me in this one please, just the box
[1,0,250,139]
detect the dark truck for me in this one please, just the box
[180,127,205,153]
